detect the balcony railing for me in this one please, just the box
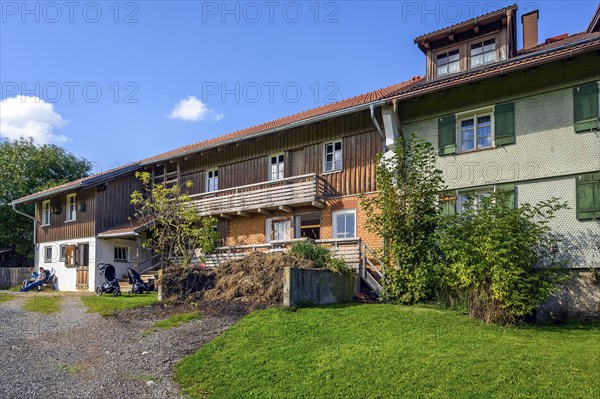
[190,173,326,217]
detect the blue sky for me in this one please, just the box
[1,0,598,172]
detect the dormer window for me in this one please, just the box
[470,39,497,68]
[436,49,460,77]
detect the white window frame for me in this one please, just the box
[265,218,291,242]
[206,168,219,192]
[456,107,494,153]
[323,140,343,173]
[66,193,77,222]
[41,200,51,226]
[269,153,285,181]
[44,246,53,263]
[457,187,495,213]
[470,38,497,68]
[59,244,66,261]
[436,48,461,77]
[114,246,129,262]
[332,209,356,239]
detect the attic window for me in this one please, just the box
[470,39,496,67]
[436,49,460,77]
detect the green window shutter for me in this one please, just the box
[576,172,600,220]
[496,183,516,208]
[494,102,515,146]
[440,193,456,216]
[438,115,456,156]
[573,82,599,132]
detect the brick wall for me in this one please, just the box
[224,194,383,252]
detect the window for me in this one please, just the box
[470,39,496,67]
[436,49,460,77]
[573,82,599,132]
[459,113,493,152]
[66,194,76,221]
[59,245,66,261]
[269,154,285,181]
[41,200,51,226]
[206,169,219,192]
[457,190,493,213]
[294,214,321,239]
[44,246,53,263]
[332,209,356,239]
[266,218,291,242]
[323,141,342,172]
[576,172,600,220]
[114,246,129,262]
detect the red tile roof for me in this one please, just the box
[11,9,600,207]
[518,32,600,54]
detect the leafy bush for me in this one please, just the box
[437,194,570,324]
[289,241,331,269]
[361,134,444,304]
[289,241,352,274]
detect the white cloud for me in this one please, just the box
[168,96,223,122]
[0,95,69,144]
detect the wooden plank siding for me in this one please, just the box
[34,109,382,243]
[179,109,382,196]
[36,188,96,243]
[94,174,144,234]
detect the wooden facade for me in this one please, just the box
[34,109,383,243]
[179,110,381,197]
[36,187,96,243]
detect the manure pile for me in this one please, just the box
[161,252,315,305]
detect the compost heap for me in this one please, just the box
[161,251,316,305]
[160,264,215,304]
[204,251,316,304]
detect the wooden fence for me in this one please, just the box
[0,267,30,289]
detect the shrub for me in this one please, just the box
[289,241,353,274]
[437,193,570,324]
[289,241,331,269]
[361,134,444,304]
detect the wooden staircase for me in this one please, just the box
[117,271,158,293]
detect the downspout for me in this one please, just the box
[370,104,387,151]
[11,203,37,266]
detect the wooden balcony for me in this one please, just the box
[190,173,326,218]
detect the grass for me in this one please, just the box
[22,295,63,314]
[144,311,202,336]
[81,293,158,317]
[58,364,86,374]
[176,304,600,399]
[0,292,15,303]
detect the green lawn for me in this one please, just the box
[144,311,202,336]
[176,304,600,399]
[22,295,63,314]
[0,292,15,303]
[81,293,158,317]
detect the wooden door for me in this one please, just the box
[76,243,89,291]
[289,149,305,177]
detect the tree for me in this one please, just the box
[0,137,91,260]
[130,172,218,266]
[361,134,445,304]
[437,194,569,324]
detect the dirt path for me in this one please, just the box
[0,292,242,399]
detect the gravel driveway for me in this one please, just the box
[0,292,243,399]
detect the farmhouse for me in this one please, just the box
[11,5,600,315]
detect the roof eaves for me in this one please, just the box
[139,97,390,167]
[587,4,600,33]
[414,4,518,44]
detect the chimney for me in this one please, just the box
[521,10,539,50]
